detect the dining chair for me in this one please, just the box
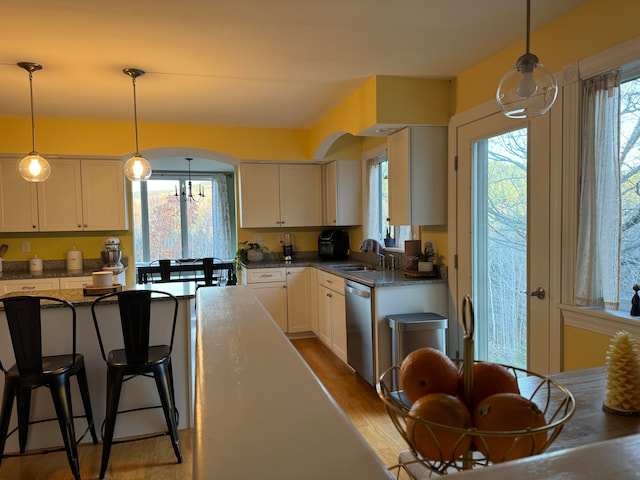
[90,289,182,479]
[0,295,98,480]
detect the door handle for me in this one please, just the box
[523,287,545,299]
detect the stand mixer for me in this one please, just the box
[101,237,124,271]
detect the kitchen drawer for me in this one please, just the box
[1,277,61,293]
[317,270,344,295]
[244,267,286,284]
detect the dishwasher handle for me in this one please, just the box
[345,284,371,299]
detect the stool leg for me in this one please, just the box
[154,362,182,463]
[0,380,17,467]
[49,376,81,480]
[100,367,124,480]
[75,364,98,444]
[16,386,32,453]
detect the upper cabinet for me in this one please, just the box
[387,126,447,226]
[239,163,322,228]
[0,158,127,233]
[0,158,39,232]
[323,160,361,227]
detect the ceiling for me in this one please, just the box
[1,0,588,170]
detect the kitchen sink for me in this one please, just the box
[333,264,377,272]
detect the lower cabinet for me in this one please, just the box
[242,266,312,333]
[316,271,347,362]
[0,277,61,293]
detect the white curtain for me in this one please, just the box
[364,156,382,241]
[575,70,622,309]
[211,174,233,259]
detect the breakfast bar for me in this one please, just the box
[193,285,395,479]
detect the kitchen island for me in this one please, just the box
[193,285,395,479]
[0,282,196,453]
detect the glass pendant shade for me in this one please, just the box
[124,153,152,181]
[19,152,51,182]
[497,53,558,118]
[496,0,558,119]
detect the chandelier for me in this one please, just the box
[17,62,50,182]
[175,158,205,202]
[496,0,558,118]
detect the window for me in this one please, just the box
[620,74,640,297]
[364,152,413,249]
[132,173,235,263]
[576,69,640,310]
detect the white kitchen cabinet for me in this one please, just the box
[242,267,288,331]
[0,158,39,232]
[238,163,322,228]
[323,160,361,226]
[59,276,94,289]
[387,126,447,226]
[0,277,61,293]
[0,158,127,233]
[286,267,312,333]
[316,270,347,362]
[243,266,313,334]
[39,159,127,232]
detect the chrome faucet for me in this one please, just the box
[375,253,385,270]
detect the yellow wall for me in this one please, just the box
[563,325,611,371]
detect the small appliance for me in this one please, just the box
[318,230,350,260]
[101,237,124,271]
[283,233,293,262]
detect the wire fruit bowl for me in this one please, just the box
[376,296,575,476]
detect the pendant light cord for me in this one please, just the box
[131,76,140,154]
[28,70,36,153]
[525,0,531,55]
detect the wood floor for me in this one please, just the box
[0,337,406,479]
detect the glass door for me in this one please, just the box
[456,112,550,373]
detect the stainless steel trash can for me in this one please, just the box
[388,313,448,367]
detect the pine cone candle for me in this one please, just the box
[604,330,640,414]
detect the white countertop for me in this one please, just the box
[193,285,395,480]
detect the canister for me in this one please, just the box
[67,247,83,272]
[29,255,43,274]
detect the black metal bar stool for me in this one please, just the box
[90,289,182,479]
[0,295,98,480]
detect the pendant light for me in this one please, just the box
[496,0,558,119]
[175,158,205,202]
[17,62,50,182]
[123,68,152,181]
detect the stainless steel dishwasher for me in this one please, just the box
[345,279,375,386]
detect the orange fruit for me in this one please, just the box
[407,393,472,462]
[473,393,547,463]
[399,347,459,404]
[459,362,520,410]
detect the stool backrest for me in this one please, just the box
[91,290,178,364]
[0,296,76,375]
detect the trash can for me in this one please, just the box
[388,313,448,367]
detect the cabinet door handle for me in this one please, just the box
[22,286,36,290]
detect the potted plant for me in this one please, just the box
[236,241,269,264]
[416,246,443,272]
